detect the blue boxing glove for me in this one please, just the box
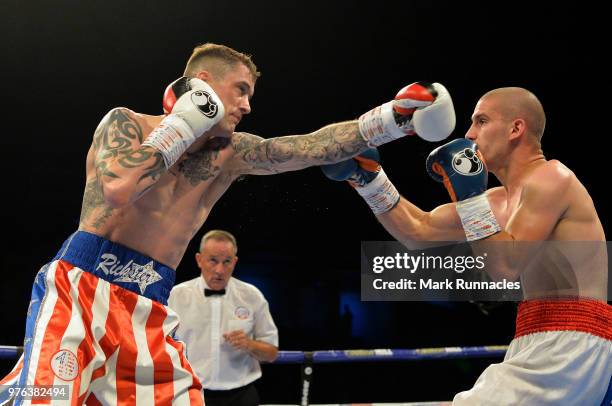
[321,148,381,187]
[426,138,487,202]
[426,138,501,240]
[322,149,400,214]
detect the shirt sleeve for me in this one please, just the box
[253,296,279,347]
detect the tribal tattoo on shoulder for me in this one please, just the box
[80,108,165,229]
[232,122,367,173]
[93,108,165,183]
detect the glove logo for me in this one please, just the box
[191,91,219,118]
[452,148,483,176]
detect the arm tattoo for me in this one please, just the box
[79,178,114,229]
[138,153,166,183]
[94,108,165,183]
[81,109,166,228]
[93,108,143,151]
[96,161,119,179]
[233,122,367,173]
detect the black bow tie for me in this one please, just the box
[205,289,226,297]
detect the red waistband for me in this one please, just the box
[515,299,612,340]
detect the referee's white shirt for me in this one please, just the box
[168,276,279,390]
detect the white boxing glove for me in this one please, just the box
[142,77,225,168]
[412,83,456,142]
[359,82,455,147]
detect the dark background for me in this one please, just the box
[2,0,608,403]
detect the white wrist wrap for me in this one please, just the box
[455,194,501,241]
[355,168,400,214]
[358,101,409,147]
[141,114,197,168]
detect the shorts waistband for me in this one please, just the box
[515,299,612,340]
[53,230,175,304]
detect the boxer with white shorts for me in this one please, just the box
[323,87,611,404]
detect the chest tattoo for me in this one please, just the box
[178,149,222,186]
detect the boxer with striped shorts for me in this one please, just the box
[1,231,202,405]
[1,42,455,405]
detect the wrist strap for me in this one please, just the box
[358,101,411,147]
[141,115,197,168]
[355,168,400,214]
[455,194,501,241]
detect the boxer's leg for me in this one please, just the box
[87,290,203,405]
[454,331,612,405]
[1,260,117,405]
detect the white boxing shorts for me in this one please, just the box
[453,299,612,405]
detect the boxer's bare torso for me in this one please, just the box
[382,157,607,300]
[380,87,607,302]
[79,108,363,268]
[486,159,607,300]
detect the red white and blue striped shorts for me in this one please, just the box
[0,231,204,405]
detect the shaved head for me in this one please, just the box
[480,87,546,142]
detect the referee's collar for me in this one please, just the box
[199,276,232,297]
